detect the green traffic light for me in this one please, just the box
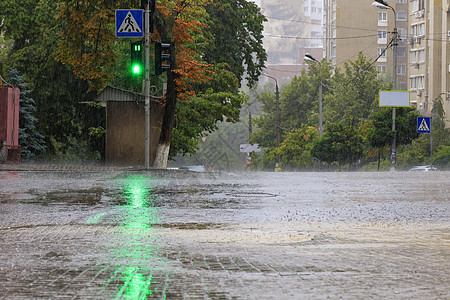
[132,64,141,75]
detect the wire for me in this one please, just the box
[265,15,379,33]
[264,33,377,40]
[336,40,378,66]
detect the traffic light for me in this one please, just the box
[131,41,143,75]
[155,42,171,76]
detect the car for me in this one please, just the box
[179,165,207,173]
[408,165,439,172]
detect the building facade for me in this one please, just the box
[408,0,450,123]
[323,0,408,90]
[259,0,324,84]
[323,0,449,125]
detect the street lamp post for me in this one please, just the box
[304,54,323,137]
[261,74,281,170]
[372,0,398,171]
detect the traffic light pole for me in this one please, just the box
[144,2,151,169]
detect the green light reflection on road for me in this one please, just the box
[112,175,163,299]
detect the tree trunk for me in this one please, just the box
[154,141,171,168]
[153,12,179,168]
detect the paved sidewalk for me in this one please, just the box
[0,163,138,172]
[0,170,449,299]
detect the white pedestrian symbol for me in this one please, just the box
[418,119,429,132]
[118,12,142,33]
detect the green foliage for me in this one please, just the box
[433,146,450,169]
[312,123,364,170]
[1,0,267,163]
[0,0,102,161]
[170,64,246,158]
[367,107,419,148]
[205,0,267,87]
[324,53,389,126]
[275,126,318,170]
[249,88,277,148]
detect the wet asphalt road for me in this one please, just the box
[0,169,449,299]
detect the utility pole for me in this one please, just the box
[372,0,398,171]
[275,82,281,169]
[391,24,398,171]
[144,1,151,169]
[261,74,281,170]
[304,53,323,137]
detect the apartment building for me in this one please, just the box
[408,0,450,123]
[323,0,408,89]
[324,0,449,125]
[259,0,323,83]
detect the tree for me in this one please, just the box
[367,107,419,170]
[324,53,389,126]
[1,0,98,159]
[280,60,332,130]
[249,87,278,148]
[7,69,46,159]
[312,123,364,170]
[275,125,319,170]
[170,64,246,157]
[204,0,267,87]
[55,0,266,167]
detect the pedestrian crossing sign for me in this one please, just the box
[417,117,431,133]
[116,10,143,37]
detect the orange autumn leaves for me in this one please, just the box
[57,0,214,97]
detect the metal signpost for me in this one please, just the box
[417,117,433,168]
[379,90,410,171]
[116,8,151,169]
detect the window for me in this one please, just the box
[397,47,406,57]
[398,28,407,38]
[396,11,407,21]
[418,49,425,62]
[418,23,425,36]
[378,30,387,44]
[378,48,387,58]
[377,66,386,73]
[410,76,425,89]
[411,0,418,11]
[417,76,424,89]
[411,23,424,37]
[419,0,425,10]
[410,50,418,63]
[397,0,407,3]
[411,24,417,36]
[397,64,406,75]
[410,77,417,89]
[411,0,425,12]
[378,12,388,27]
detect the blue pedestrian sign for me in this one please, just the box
[417,117,431,133]
[116,10,143,37]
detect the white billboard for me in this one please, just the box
[379,91,410,107]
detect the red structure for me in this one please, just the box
[0,86,21,163]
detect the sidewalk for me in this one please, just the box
[0,162,136,172]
